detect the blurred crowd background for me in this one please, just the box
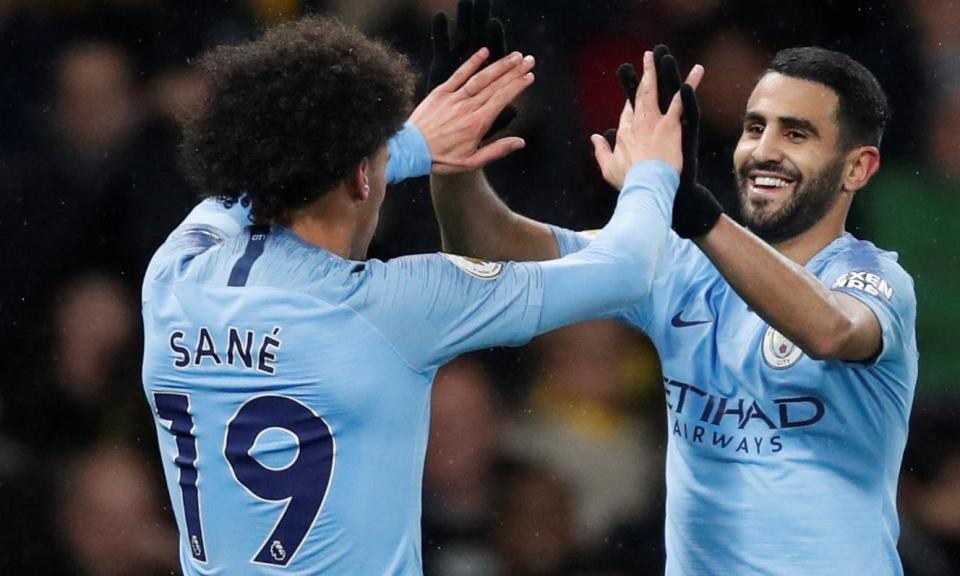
[1,0,958,574]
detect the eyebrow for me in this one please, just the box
[743,111,821,139]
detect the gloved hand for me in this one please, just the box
[602,45,681,147]
[604,45,722,238]
[428,0,517,136]
[674,81,723,238]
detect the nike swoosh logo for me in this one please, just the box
[671,311,712,328]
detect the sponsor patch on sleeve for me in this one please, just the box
[832,271,894,301]
[441,253,504,280]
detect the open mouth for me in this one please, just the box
[748,173,797,197]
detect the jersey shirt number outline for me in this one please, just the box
[154,392,335,568]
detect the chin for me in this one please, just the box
[740,204,784,240]
[740,193,776,225]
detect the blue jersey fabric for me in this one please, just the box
[386,122,432,184]
[552,227,918,575]
[142,160,679,575]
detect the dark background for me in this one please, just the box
[1,0,958,574]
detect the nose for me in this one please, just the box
[751,129,784,163]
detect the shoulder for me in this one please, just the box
[362,252,513,283]
[821,235,915,304]
[248,232,361,299]
[142,226,245,297]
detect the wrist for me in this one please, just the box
[386,121,433,184]
[624,160,680,190]
[672,181,723,239]
[618,160,680,222]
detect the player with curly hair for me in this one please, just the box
[142,15,696,574]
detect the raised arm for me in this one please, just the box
[536,51,687,331]
[431,170,560,260]
[660,64,882,362]
[430,45,704,262]
[694,217,881,361]
[370,52,690,371]
[172,44,536,236]
[384,45,552,259]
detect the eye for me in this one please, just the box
[744,123,764,136]
[786,130,807,142]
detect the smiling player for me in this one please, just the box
[141,16,693,575]
[431,46,917,575]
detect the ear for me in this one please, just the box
[350,157,372,202]
[842,146,880,193]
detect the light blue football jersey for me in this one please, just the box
[142,160,680,575]
[553,226,918,575]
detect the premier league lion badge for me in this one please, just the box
[441,253,504,280]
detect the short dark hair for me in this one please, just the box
[767,47,889,150]
[180,17,416,224]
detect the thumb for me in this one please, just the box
[591,133,614,171]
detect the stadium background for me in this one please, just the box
[1,0,958,573]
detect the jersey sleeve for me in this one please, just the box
[360,160,679,372]
[547,166,692,334]
[822,251,917,365]
[385,122,432,184]
[357,254,545,372]
[550,225,595,257]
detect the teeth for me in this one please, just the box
[754,176,792,188]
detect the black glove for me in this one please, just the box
[602,44,680,147]
[603,45,722,238]
[428,0,517,136]
[674,82,723,238]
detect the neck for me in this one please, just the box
[282,191,360,259]
[287,217,355,259]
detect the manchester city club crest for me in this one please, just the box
[762,326,804,369]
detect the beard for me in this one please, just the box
[735,156,847,244]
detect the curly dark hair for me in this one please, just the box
[180,16,416,224]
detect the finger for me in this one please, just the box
[665,89,684,123]
[653,44,671,113]
[462,51,525,100]
[472,0,491,49]
[684,64,705,91]
[656,52,683,114]
[472,53,533,99]
[441,47,491,91]
[464,136,526,168]
[635,51,656,121]
[679,84,700,180]
[590,133,614,173]
[432,12,450,57]
[679,84,699,127]
[652,44,671,65]
[618,99,633,131]
[616,63,639,108]
[453,0,473,57]
[486,18,507,62]
[476,70,534,120]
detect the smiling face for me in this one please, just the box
[733,73,851,243]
